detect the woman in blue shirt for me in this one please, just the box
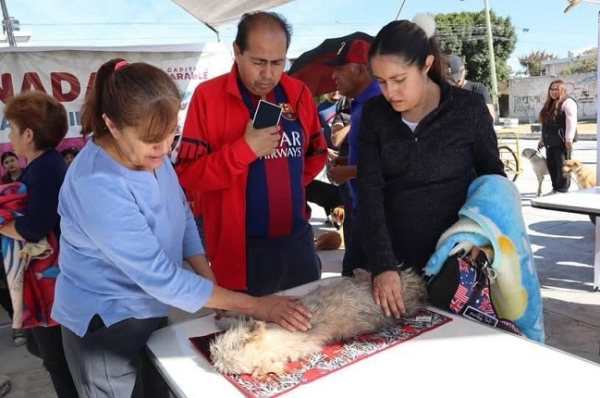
[52,59,312,398]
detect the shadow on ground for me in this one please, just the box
[528,220,595,292]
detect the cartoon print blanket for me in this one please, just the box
[0,182,59,329]
[424,174,544,342]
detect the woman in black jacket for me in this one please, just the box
[537,80,577,194]
[356,15,505,319]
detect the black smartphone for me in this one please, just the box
[252,99,283,129]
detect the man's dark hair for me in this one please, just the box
[235,11,292,53]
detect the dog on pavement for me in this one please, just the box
[315,206,345,250]
[330,205,345,226]
[563,159,596,189]
[209,268,428,376]
[315,231,343,250]
[521,148,549,197]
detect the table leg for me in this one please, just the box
[595,217,600,292]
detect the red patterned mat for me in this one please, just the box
[190,309,451,397]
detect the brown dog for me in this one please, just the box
[315,206,345,250]
[315,231,343,250]
[330,205,345,226]
[562,159,596,189]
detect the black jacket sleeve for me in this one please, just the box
[472,99,506,177]
[356,101,399,276]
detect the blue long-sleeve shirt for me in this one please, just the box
[52,139,213,337]
[347,80,381,208]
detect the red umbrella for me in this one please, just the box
[288,31,374,96]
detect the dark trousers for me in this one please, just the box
[340,184,368,277]
[341,205,369,277]
[194,215,207,250]
[25,325,78,398]
[62,315,169,398]
[0,288,11,319]
[305,179,343,216]
[0,261,13,319]
[245,223,321,296]
[546,145,571,192]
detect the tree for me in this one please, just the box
[518,51,557,76]
[435,10,517,91]
[562,47,597,75]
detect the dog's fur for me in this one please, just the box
[210,269,428,376]
[563,159,596,189]
[315,231,343,250]
[315,206,345,250]
[521,148,549,197]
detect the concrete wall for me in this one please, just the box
[508,72,597,122]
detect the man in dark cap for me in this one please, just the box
[325,36,380,276]
[447,54,495,121]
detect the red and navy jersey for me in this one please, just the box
[239,82,307,237]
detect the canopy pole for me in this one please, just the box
[203,22,221,42]
[395,0,408,20]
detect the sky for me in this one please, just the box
[6,0,599,73]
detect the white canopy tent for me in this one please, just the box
[171,0,294,39]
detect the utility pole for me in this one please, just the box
[0,0,15,47]
[484,0,498,119]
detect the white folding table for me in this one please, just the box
[531,187,600,290]
[146,277,600,397]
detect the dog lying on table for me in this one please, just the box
[209,269,428,376]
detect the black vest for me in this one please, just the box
[542,97,578,147]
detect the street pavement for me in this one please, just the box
[1,132,599,397]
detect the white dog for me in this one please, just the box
[521,148,549,197]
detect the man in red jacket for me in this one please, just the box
[175,11,327,295]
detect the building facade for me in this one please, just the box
[508,71,597,122]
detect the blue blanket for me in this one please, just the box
[424,175,545,342]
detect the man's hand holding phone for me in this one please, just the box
[244,99,283,158]
[244,121,280,158]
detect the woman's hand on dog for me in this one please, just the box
[252,295,312,332]
[373,271,406,319]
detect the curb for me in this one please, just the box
[502,133,597,141]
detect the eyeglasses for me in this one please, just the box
[549,88,559,92]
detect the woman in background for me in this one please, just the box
[60,147,79,167]
[537,80,577,194]
[1,151,23,184]
[0,150,26,347]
